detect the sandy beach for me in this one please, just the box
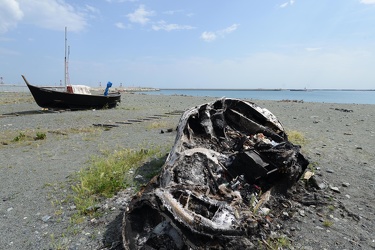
[0,91,374,249]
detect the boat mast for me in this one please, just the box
[67,45,70,86]
[64,27,70,90]
[64,27,67,90]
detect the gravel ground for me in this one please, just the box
[0,92,374,249]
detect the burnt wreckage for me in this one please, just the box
[123,98,309,249]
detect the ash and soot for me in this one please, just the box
[123,98,309,249]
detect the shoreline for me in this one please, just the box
[2,85,375,91]
[2,87,375,105]
[0,92,374,249]
[161,88,375,91]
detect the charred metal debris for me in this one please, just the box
[123,98,309,249]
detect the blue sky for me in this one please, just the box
[1,0,375,89]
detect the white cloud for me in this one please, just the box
[129,49,375,89]
[201,31,217,42]
[85,5,100,15]
[82,4,101,20]
[218,24,239,36]
[280,0,295,8]
[115,22,130,29]
[360,0,375,4]
[126,4,154,25]
[15,0,87,32]
[0,0,24,34]
[162,9,194,18]
[280,2,288,8]
[126,5,194,32]
[201,24,239,42]
[152,20,194,32]
[163,9,183,15]
[0,1,93,34]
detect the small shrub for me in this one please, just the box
[277,236,292,248]
[35,132,46,140]
[261,236,292,249]
[12,132,26,142]
[328,205,335,211]
[323,220,333,227]
[71,147,166,216]
[287,130,307,146]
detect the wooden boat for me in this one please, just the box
[22,75,121,110]
[22,27,121,110]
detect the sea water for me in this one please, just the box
[2,85,375,104]
[141,89,375,105]
[0,85,29,93]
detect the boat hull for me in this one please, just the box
[22,75,121,110]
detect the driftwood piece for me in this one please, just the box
[123,98,309,249]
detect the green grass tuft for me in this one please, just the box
[323,220,333,227]
[12,132,26,142]
[71,147,166,216]
[260,235,292,249]
[287,130,307,146]
[35,132,47,140]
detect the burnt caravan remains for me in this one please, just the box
[123,98,309,249]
